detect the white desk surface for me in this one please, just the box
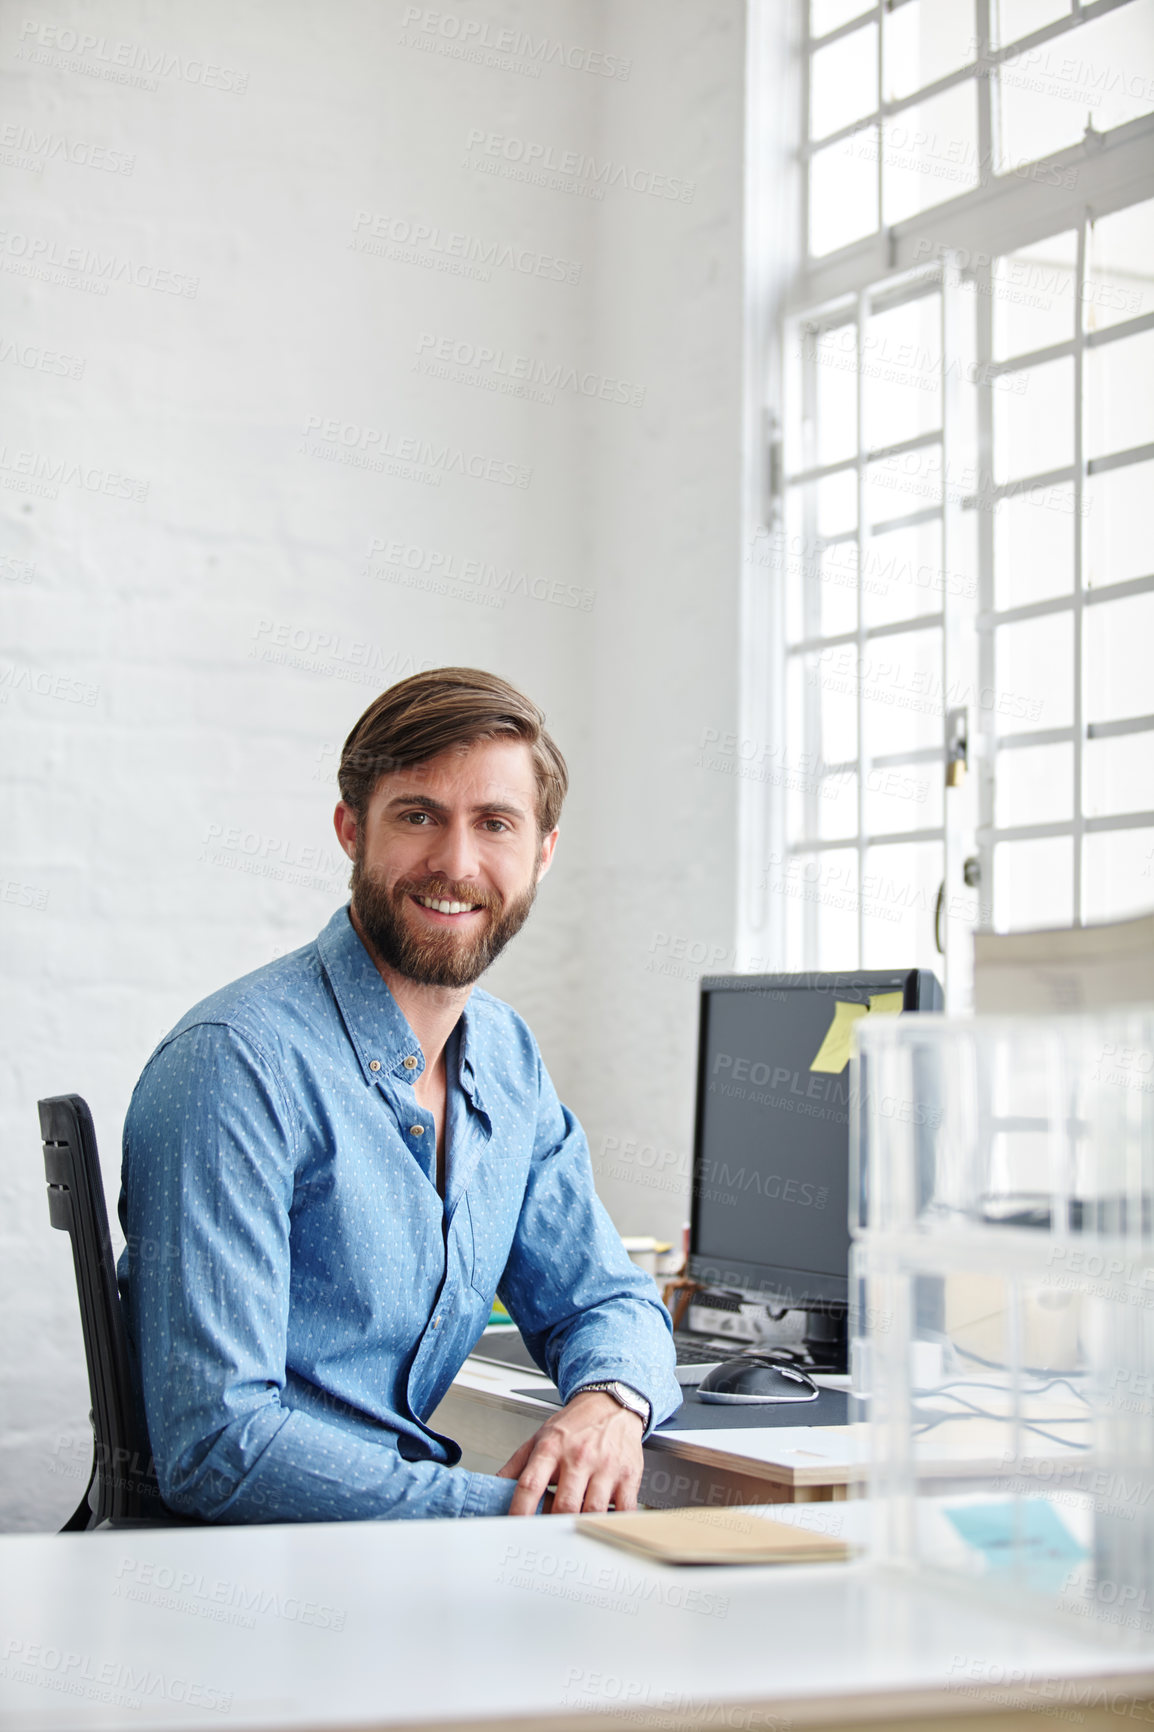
[448,1358,1094,1488]
[3,1505,1152,1732]
[446,1357,862,1484]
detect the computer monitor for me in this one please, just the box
[687,969,942,1369]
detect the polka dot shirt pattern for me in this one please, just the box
[117,905,680,1524]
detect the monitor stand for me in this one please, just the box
[801,1306,848,1374]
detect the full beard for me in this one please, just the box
[350,851,539,989]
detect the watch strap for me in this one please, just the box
[573,1380,651,1429]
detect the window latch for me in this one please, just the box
[945,706,968,788]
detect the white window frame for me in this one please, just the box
[740,0,1154,1007]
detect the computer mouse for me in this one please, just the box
[697,1355,820,1404]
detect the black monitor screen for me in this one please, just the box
[689,970,939,1306]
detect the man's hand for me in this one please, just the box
[497,1390,644,1516]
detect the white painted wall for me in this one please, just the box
[0,0,746,1530]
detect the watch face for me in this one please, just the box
[580,1381,648,1423]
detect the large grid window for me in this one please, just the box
[769,0,1154,1004]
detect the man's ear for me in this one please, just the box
[334,801,359,861]
[535,827,559,882]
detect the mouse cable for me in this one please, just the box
[912,1376,1090,1408]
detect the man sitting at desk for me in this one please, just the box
[118,667,680,1523]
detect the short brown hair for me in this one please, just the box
[338,667,569,833]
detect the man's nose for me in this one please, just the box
[424,818,481,884]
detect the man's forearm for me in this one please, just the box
[520,1293,681,1437]
[160,1403,518,1524]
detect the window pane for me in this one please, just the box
[866,447,941,523]
[993,0,1069,47]
[861,625,943,755]
[1085,198,1154,334]
[993,836,1074,929]
[884,0,975,101]
[783,507,803,646]
[787,771,821,850]
[1085,459,1154,588]
[811,22,879,139]
[818,849,861,968]
[812,0,874,43]
[809,646,859,760]
[996,1,1154,171]
[1083,827,1154,924]
[786,653,812,778]
[819,543,859,638]
[864,519,946,628]
[819,769,859,839]
[817,469,857,537]
[865,759,943,835]
[810,129,879,255]
[1086,328,1154,462]
[992,232,1077,361]
[811,324,859,468]
[862,841,943,968]
[1084,593,1154,726]
[993,485,1073,610]
[995,611,1072,732]
[1085,732,1154,818]
[775,851,861,969]
[786,557,826,646]
[994,355,1073,483]
[881,83,980,226]
[864,293,942,451]
[995,742,1073,826]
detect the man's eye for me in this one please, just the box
[482,819,509,833]
[403,811,431,825]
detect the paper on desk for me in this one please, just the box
[973,911,1154,1012]
[576,1507,851,1566]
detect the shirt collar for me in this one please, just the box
[456,996,487,1115]
[316,906,426,1086]
[316,905,487,1112]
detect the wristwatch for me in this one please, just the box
[573,1380,651,1429]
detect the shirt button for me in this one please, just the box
[368,1060,381,1072]
[403,1055,419,1070]
[410,1125,425,1137]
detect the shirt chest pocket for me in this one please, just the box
[464,1191,511,1302]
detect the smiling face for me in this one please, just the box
[334,736,558,990]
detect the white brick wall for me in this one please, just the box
[0,0,744,1529]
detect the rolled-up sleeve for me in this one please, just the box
[120,1022,517,1522]
[497,1054,682,1435]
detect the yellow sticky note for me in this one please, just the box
[810,1001,868,1073]
[867,991,904,1016]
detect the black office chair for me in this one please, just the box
[38,1093,190,1529]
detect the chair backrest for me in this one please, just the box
[38,1093,170,1528]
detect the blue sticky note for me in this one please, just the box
[946,1500,1085,1589]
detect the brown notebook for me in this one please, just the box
[575,1506,851,1566]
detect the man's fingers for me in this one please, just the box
[507,1480,544,1516]
[548,1456,592,1516]
[609,1467,643,1513]
[580,1469,619,1513]
[496,1435,537,1480]
[501,1401,646,1516]
[508,1441,561,1516]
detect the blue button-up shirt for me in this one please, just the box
[117,906,680,1523]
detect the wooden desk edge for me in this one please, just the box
[265,1670,1154,1732]
[643,1428,858,1489]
